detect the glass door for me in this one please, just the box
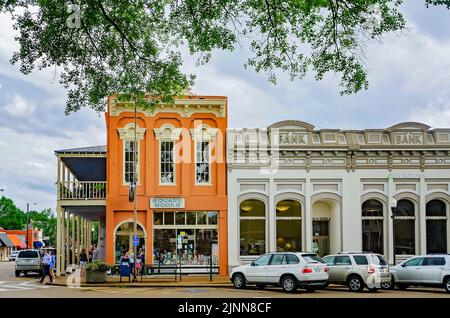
[313,220,330,257]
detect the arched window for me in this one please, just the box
[276,200,302,252]
[395,199,416,255]
[239,199,266,256]
[362,199,384,254]
[426,200,447,254]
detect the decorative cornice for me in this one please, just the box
[110,97,226,118]
[117,123,146,141]
[190,125,219,141]
[153,124,182,141]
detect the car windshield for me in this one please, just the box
[302,254,324,264]
[18,251,39,258]
[370,254,387,265]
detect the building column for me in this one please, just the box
[387,176,395,264]
[76,216,80,264]
[419,177,427,255]
[65,210,70,269]
[71,214,75,265]
[305,177,313,252]
[56,205,62,276]
[268,178,276,253]
[61,207,65,275]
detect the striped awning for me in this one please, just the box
[6,234,26,249]
[0,233,14,247]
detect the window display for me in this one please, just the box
[153,211,219,266]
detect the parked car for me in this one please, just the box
[322,252,391,292]
[9,250,20,262]
[388,254,450,293]
[15,249,43,277]
[230,252,329,293]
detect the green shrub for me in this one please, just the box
[85,260,110,272]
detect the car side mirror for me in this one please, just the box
[401,263,406,267]
[250,261,256,266]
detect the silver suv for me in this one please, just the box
[322,252,390,292]
[15,249,43,277]
[389,254,450,293]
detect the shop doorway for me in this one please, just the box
[313,220,330,257]
[114,221,146,264]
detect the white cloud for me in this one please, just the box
[3,94,36,116]
[408,89,450,128]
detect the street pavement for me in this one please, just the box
[0,261,449,298]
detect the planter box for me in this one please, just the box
[86,271,107,283]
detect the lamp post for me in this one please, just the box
[132,100,138,282]
[390,198,398,265]
[26,202,37,249]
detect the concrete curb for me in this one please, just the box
[47,282,233,288]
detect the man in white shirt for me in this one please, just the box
[40,250,53,283]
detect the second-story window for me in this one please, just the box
[196,141,210,184]
[124,140,138,184]
[160,141,174,184]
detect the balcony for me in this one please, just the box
[55,145,107,206]
[59,181,106,200]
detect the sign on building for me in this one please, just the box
[150,197,185,209]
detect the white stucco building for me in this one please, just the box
[227,120,450,270]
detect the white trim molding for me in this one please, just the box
[118,123,146,141]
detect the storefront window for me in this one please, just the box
[395,199,415,255]
[426,200,447,254]
[276,200,302,252]
[239,199,266,256]
[153,211,219,266]
[362,200,384,254]
[154,212,163,225]
[176,212,185,225]
[197,212,208,225]
[208,212,218,225]
[187,213,196,225]
[164,212,174,225]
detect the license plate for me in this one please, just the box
[314,268,321,272]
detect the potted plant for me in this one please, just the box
[85,260,110,283]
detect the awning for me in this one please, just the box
[0,233,15,247]
[7,234,26,249]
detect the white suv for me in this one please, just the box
[389,254,450,293]
[230,252,329,293]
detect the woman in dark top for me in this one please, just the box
[79,249,88,276]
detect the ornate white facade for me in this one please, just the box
[227,121,450,270]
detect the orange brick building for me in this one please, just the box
[55,95,228,275]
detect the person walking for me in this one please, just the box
[79,249,88,276]
[40,250,53,284]
[49,250,56,280]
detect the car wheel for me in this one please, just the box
[232,273,246,289]
[397,283,409,291]
[256,284,266,290]
[15,270,20,277]
[381,275,395,290]
[281,275,297,293]
[444,277,450,293]
[347,275,364,292]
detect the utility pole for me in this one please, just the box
[132,100,138,282]
[26,202,37,249]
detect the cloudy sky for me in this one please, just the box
[0,2,450,211]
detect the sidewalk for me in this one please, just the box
[48,274,232,288]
